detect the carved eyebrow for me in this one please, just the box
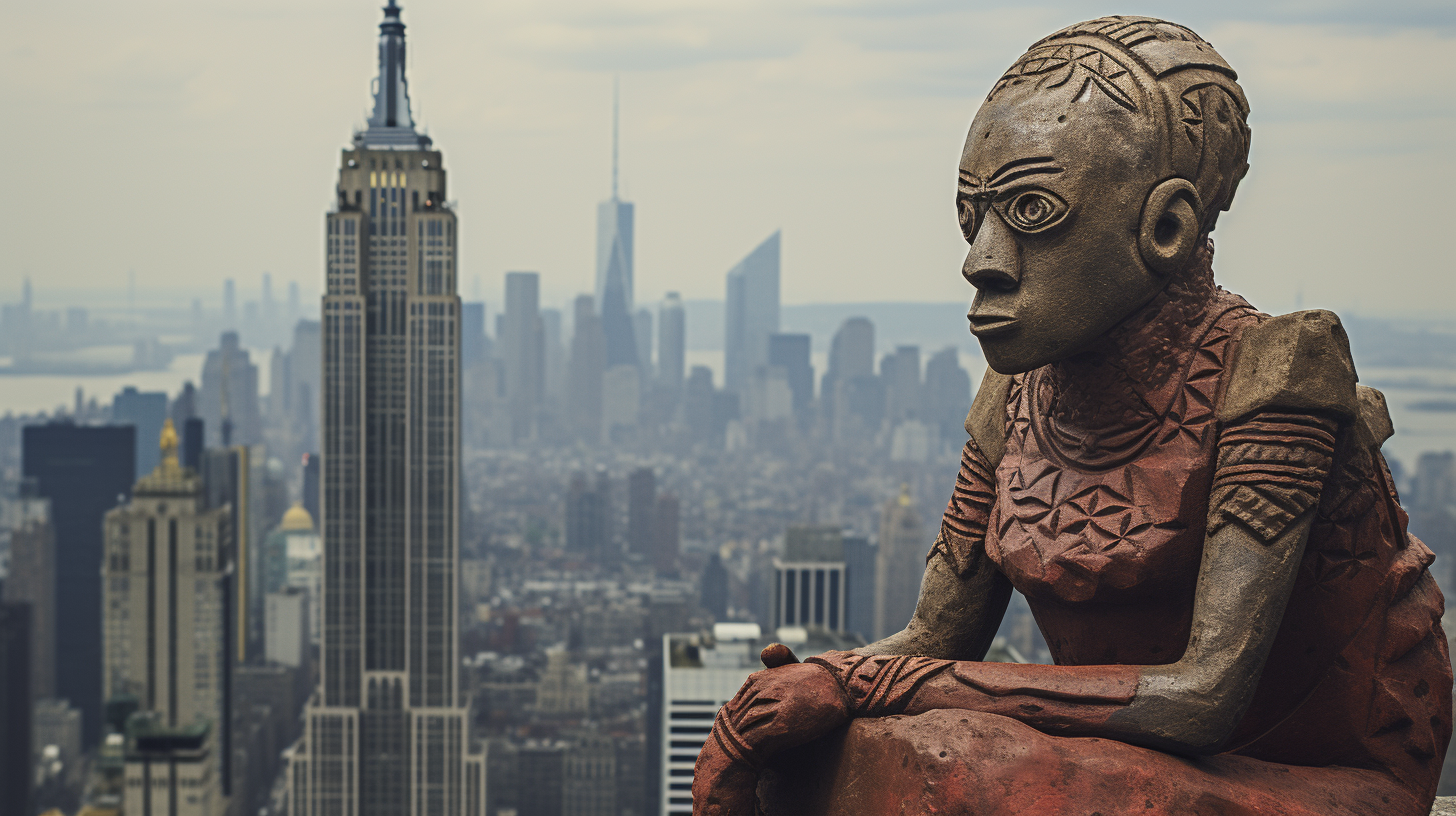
[986,156,1063,187]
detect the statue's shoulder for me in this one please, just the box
[1219,309,1362,426]
[964,367,1014,466]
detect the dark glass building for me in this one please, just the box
[0,602,32,816]
[22,421,135,747]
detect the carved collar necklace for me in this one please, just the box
[1030,240,1224,468]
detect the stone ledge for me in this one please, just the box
[759,712,1433,816]
[1432,796,1456,816]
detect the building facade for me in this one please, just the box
[501,271,544,441]
[199,332,262,448]
[103,421,229,816]
[772,526,849,633]
[657,293,685,396]
[263,503,322,649]
[723,231,781,393]
[287,5,484,813]
[0,602,32,816]
[655,624,859,814]
[1,488,55,702]
[113,387,169,479]
[873,485,925,641]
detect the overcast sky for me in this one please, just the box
[4,0,1453,319]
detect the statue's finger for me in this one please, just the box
[761,642,800,668]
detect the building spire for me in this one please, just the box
[612,75,620,200]
[361,2,431,149]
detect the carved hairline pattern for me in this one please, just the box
[986,43,1142,111]
[987,16,1252,233]
[990,16,1222,108]
[1037,16,1206,53]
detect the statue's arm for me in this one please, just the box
[855,432,1012,661]
[854,540,1013,660]
[813,412,1332,755]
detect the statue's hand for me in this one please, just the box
[692,646,851,815]
[714,660,850,763]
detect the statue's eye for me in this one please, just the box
[998,189,1068,233]
[957,196,981,243]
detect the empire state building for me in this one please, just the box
[288,4,484,814]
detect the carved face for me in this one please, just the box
[959,80,1168,374]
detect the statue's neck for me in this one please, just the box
[1043,240,1218,416]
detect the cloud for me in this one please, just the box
[1209,22,1456,126]
[812,0,1456,30]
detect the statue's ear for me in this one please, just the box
[1138,178,1202,276]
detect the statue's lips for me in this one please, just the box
[968,314,1019,339]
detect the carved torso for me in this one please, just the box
[986,278,1258,664]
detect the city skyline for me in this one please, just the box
[3,1,1453,318]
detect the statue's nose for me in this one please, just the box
[963,215,1020,293]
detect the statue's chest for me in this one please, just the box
[985,314,1243,606]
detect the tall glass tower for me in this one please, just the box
[596,79,640,370]
[288,4,484,814]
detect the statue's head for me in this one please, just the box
[961,17,1251,374]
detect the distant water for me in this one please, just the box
[0,350,273,417]
[1372,388,1456,472]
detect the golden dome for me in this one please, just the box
[280,502,314,532]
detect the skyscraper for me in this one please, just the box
[882,345,923,424]
[626,467,657,557]
[113,387,169,479]
[657,292,685,396]
[634,307,653,377]
[23,422,135,747]
[767,332,813,419]
[824,317,874,384]
[103,421,228,816]
[460,302,487,367]
[824,317,880,438]
[653,493,680,574]
[0,602,31,816]
[200,331,263,447]
[502,271,544,441]
[1,486,54,702]
[597,81,639,370]
[724,231,781,393]
[874,485,924,641]
[568,295,606,443]
[289,4,485,813]
[923,347,972,441]
[842,535,876,642]
[565,469,613,557]
[541,307,564,404]
[291,318,323,453]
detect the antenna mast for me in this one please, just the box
[612,75,620,200]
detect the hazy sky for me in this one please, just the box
[4,0,1454,318]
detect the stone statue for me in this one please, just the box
[694,16,1452,815]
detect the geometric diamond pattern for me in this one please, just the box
[987,290,1255,605]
